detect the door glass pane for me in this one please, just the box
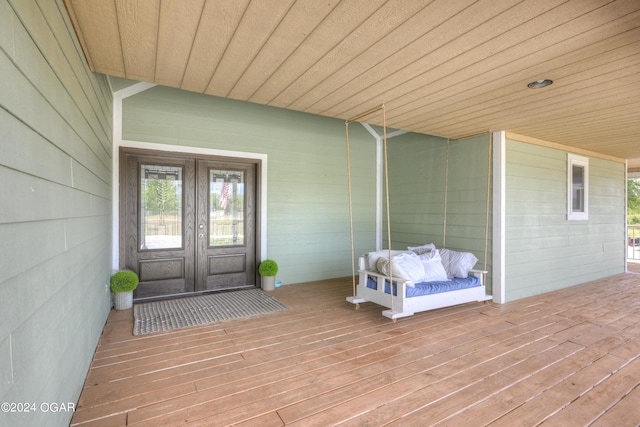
[210,169,245,246]
[140,164,183,250]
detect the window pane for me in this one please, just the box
[572,165,584,186]
[140,165,183,250]
[572,188,584,212]
[210,169,245,246]
[572,164,585,213]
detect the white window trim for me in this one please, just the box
[568,153,589,221]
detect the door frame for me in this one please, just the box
[114,140,267,285]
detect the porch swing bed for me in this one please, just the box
[343,104,493,321]
[350,247,491,320]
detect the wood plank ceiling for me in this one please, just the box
[63,0,640,165]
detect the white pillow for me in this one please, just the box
[376,252,425,282]
[408,243,436,255]
[419,251,449,282]
[440,249,478,278]
[366,250,409,271]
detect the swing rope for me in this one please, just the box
[484,132,493,271]
[345,122,356,297]
[345,105,392,311]
[444,132,492,271]
[442,138,450,248]
[443,134,492,273]
[380,106,394,311]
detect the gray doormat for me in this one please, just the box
[133,289,287,335]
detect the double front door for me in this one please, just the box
[121,150,257,299]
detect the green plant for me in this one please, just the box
[258,260,278,276]
[629,179,640,217]
[110,270,139,293]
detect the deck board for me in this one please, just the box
[72,274,640,426]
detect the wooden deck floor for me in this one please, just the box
[72,271,640,426]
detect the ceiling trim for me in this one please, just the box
[505,132,625,164]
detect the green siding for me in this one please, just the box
[123,87,377,284]
[386,132,448,248]
[504,139,625,301]
[387,133,493,291]
[0,1,112,426]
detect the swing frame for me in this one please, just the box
[348,257,490,320]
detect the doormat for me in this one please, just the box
[133,289,287,336]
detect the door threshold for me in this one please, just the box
[133,285,257,304]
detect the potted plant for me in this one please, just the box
[258,260,278,291]
[110,270,139,310]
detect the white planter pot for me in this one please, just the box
[113,291,133,310]
[261,276,276,291]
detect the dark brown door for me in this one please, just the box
[195,159,256,291]
[121,150,257,300]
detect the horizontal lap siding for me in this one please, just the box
[504,140,625,302]
[387,133,447,249]
[123,88,376,284]
[0,1,112,427]
[388,133,493,292]
[446,136,493,260]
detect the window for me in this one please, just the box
[568,153,588,220]
[139,164,183,249]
